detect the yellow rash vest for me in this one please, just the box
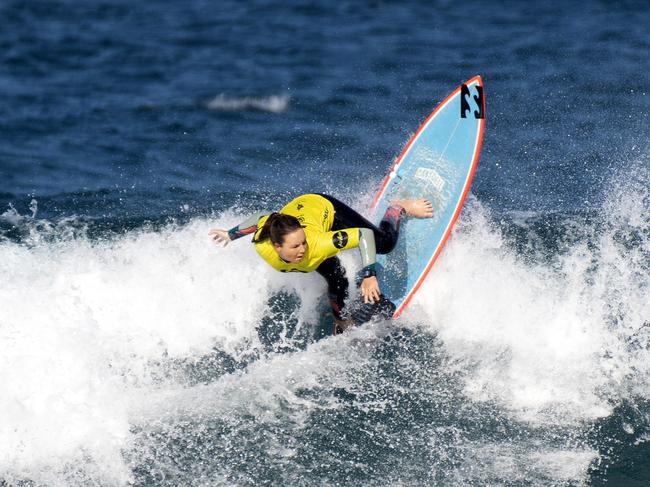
[253,194,361,273]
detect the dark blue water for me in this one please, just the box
[1,1,649,486]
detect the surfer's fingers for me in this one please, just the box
[210,230,231,243]
[362,287,373,304]
[211,235,230,247]
[366,288,378,304]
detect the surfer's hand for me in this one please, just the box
[209,228,231,247]
[361,276,381,304]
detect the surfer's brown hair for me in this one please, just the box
[254,213,302,245]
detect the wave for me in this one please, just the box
[0,166,649,485]
[0,209,327,485]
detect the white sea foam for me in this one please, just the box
[0,211,323,485]
[205,94,290,113]
[398,169,650,484]
[409,178,650,421]
[1,169,649,485]
[411,200,611,420]
[0,199,37,225]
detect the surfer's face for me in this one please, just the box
[274,228,307,263]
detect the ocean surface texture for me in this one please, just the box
[1,1,650,486]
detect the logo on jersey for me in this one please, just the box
[296,203,304,210]
[332,231,348,249]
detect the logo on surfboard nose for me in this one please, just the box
[460,83,484,119]
[332,231,348,249]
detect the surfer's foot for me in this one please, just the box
[390,198,434,218]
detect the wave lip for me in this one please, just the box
[204,94,290,113]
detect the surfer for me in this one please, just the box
[209,194,433,334]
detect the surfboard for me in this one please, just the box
[372,76,485,318]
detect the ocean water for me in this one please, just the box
[1,1,650,485]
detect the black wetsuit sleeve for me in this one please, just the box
[227,212,268,241]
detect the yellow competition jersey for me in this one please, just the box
[254,194,360,272]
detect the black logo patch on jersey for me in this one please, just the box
[332,231,348,249]
[296,203,304,210]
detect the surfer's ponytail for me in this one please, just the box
[254,213,302,245]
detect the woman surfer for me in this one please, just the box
[209,194,433,334]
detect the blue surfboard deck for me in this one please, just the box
[372,76,485,317]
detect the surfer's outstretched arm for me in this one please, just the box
[209,211,268,246]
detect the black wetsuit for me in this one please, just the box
[227,193,403,330]
[315,194,403,323]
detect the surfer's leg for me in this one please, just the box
[315,256,349,321]
[317,194,404,254]
[376,205,404,254]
